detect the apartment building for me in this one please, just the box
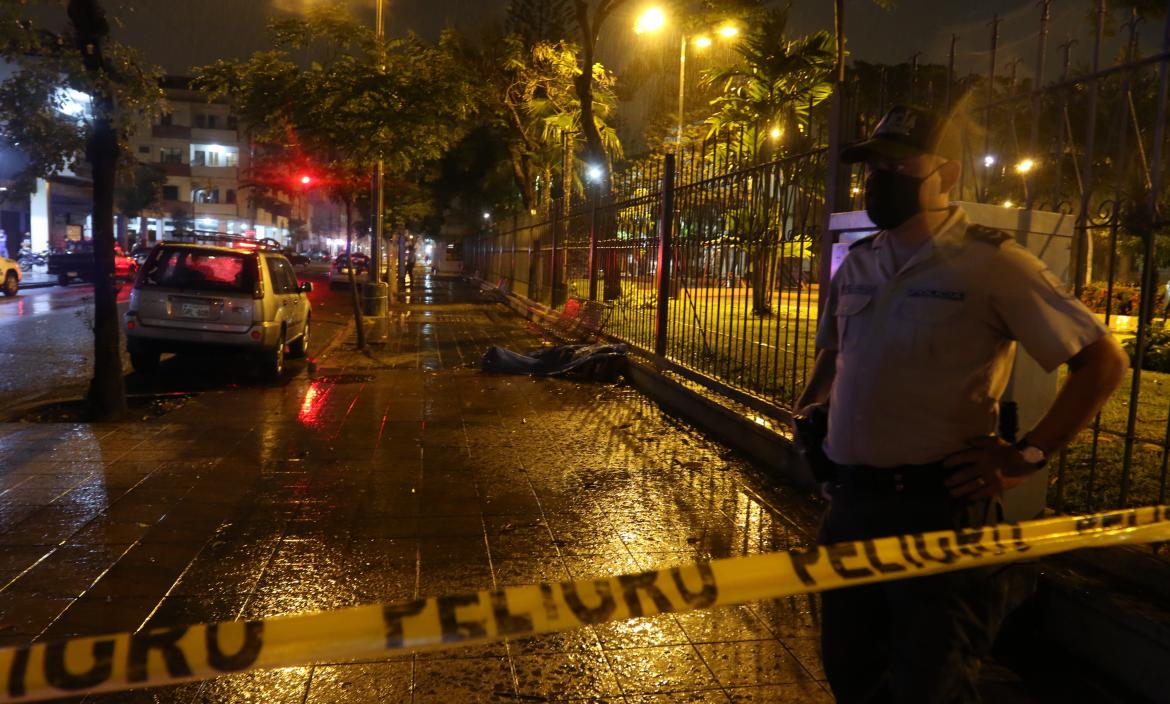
[126,76,292,244]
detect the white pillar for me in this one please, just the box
[30,178,50,251]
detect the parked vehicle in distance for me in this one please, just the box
[124,237,312,379]
[17,248,46,271]
[283,249,310,266]
[329,253,369,289]
[0,254,21,296]
[129,241,153,267]
[49,241,137,286]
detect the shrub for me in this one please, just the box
[1123,325,1170,372]
[1079,283,1165,318]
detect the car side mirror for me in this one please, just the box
[300,281,313,293]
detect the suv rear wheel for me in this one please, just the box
[2,271,17,296]
[289,316,310,358]
[261,331,286,380]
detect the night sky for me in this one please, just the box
[86,0,1126,83]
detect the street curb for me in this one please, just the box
[17,281,56,290]
[314,316,357,367]
[0,392,87,423]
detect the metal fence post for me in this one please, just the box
[550,202,561,308]
[588,189,600,301]
[654,154,676,357]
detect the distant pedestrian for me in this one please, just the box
[793,105,1129,703]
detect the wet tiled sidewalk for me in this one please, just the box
[0,277,830,702]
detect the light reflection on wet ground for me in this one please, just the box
[0,276,834,702]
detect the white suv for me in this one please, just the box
[124,241,311,379]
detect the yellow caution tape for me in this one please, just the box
[1,505,1168,702]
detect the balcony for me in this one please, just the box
[152,124,191,140]
[191,164,239,180]
[192,127,238,144]
[158,162,191,177]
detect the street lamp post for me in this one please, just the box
[636,8,737,154]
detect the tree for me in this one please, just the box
[571,0,630,176]
[447,21,622,217]
[699,8,832,315]
[0,0,164,420]
[115,163,166,247]
[196,1,473,347]
[703,8,834,161]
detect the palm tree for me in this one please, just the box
[701,8,833,315]
[702,8,834,162]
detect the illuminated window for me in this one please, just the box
[191,144,239,168]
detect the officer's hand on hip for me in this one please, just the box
[942,436,1037,499]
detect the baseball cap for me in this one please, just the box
[840,105,955,164]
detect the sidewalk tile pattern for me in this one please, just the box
[0,278,828,702]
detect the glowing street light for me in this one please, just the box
[482,211,491,220]
[1015,158,1035,174]
[587,164,605,182]
[299,174,313,186]
[769,126,783,141]
[634,7,666,34]
[1002,199,1015,208]
[634,8,740,154]
[983,155,996,168]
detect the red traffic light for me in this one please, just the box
[299,175,312,186]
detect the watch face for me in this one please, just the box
[1021,446,1045,464]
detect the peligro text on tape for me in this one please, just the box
[1,505,1167,703]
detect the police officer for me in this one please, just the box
[794,105,1129,703]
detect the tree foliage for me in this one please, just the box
[446,4,623,216]
[196,3,471,180]
[703,8,834,161]
[116,162,166,219]
[0,0,165,198]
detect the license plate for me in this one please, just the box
[180,302,211,319]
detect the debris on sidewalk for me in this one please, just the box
[481,342,629,381]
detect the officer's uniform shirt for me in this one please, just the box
[816,206,1109,468]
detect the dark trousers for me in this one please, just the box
[818,470,1035,704]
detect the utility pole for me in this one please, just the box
[364,0,389,316]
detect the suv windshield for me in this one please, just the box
[142,247,255,293]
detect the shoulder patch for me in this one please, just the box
[848,233,879,250]
[965,224,1013,246]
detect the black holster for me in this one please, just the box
[792,404,836,483]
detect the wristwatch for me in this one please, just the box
[1014,437,1048,469]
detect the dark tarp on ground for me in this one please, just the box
[482,343,629,382]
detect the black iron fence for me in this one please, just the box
[467,145,826,419]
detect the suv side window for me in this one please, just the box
[281,259,300,293]
[266,257,294,294]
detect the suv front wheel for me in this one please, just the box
[261,331,285,380]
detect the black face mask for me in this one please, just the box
[863,165,944,230]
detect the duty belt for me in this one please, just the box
[834,462,954,493]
